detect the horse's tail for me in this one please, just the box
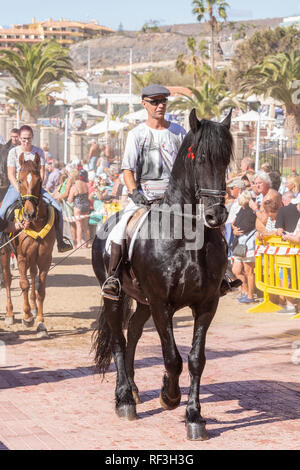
[92,306,113,376]
[92,295,133,376]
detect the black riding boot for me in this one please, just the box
[220,278,242,297]
[102,242,122,301]
[54,210,73,253]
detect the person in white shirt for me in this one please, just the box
[0,125,72,252]
[102,84,186,300]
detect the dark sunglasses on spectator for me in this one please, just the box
[144,98,168,106]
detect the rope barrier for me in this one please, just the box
[0,230,24,251]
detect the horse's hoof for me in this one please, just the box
[31,309,37,318]
[159,390,181,411]
[5,316,14,326]
[186,422,209,441]
[22,317,35,328]
[115,404,137,421]
[132,390,141,405]
[36,323,49,339]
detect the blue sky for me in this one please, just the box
[2,0,300,31]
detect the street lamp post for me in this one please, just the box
[16,104,20,128]
[64,104,71,165]
[255,106,262,172]
[129,48,133,114]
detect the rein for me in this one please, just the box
[18,172,42,219]
[0,230,24,250]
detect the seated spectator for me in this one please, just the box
[88,174,112,228]
[225,178,246,257]
[260,162,272,174]
[240,157,255,176]
[257,199,281,237]
[276,191,299,236]
[253,171,282,234]
[231,190,257,304]
[281,194,300,244]
[285,174,300,197]
[269,170,282,192]
[277,194,300,314]
[45,160,60,194]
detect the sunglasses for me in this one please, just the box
[144,98,168,106]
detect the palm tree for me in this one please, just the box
[0,41,82,121]
[175,37,209,87]
[239,51,300,138]
[168,79,242,120]
[192,0,229,73]
[132,70,158,94]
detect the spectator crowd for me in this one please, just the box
[0,131,299,314]
[225,157,300,314]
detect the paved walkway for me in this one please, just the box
[0,311,299,450]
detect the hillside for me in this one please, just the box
[70,17,284,71]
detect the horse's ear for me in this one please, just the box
[189,108,201,134]
[19,153,25,167]
[34,152,40,167]
[221,109,232,129]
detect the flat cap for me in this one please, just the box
[227,178,246,189]
[141,84,170,98]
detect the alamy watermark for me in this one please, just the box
[99,203,206,251]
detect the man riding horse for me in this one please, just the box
[0,125,72,253]
[102,84,239,300]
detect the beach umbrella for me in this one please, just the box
[123,108,147,122]
[232,110,275,122]
[85,119,129,135]
[74,105,106,118]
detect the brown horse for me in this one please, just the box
[1,153,56,338]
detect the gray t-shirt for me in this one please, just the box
[121,122,186,200]
[7,145,45,176]
[122,122,186,175]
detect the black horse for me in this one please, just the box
[92,109,233,441]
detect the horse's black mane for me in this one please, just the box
[178,119,233,168]
[164,118,233,205]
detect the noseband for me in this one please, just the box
[18,171,42,217]
[195,187,227,209]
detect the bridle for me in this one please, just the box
[195,185,227,209]
[18,170,42,218]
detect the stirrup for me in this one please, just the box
[58,236,73,253]
[101,276,122,301]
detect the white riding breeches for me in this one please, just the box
[105,199,139,253]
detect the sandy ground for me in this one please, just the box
[0,246,296,348]
[0,247,299,450]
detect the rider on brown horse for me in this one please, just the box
[0,125,72,252]
[0,215,29,235]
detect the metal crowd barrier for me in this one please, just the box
[248,236,300,319]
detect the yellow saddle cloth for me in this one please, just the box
[14,205,55,240]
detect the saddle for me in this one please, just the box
[1,201,55,255]
[121,207,150,306]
